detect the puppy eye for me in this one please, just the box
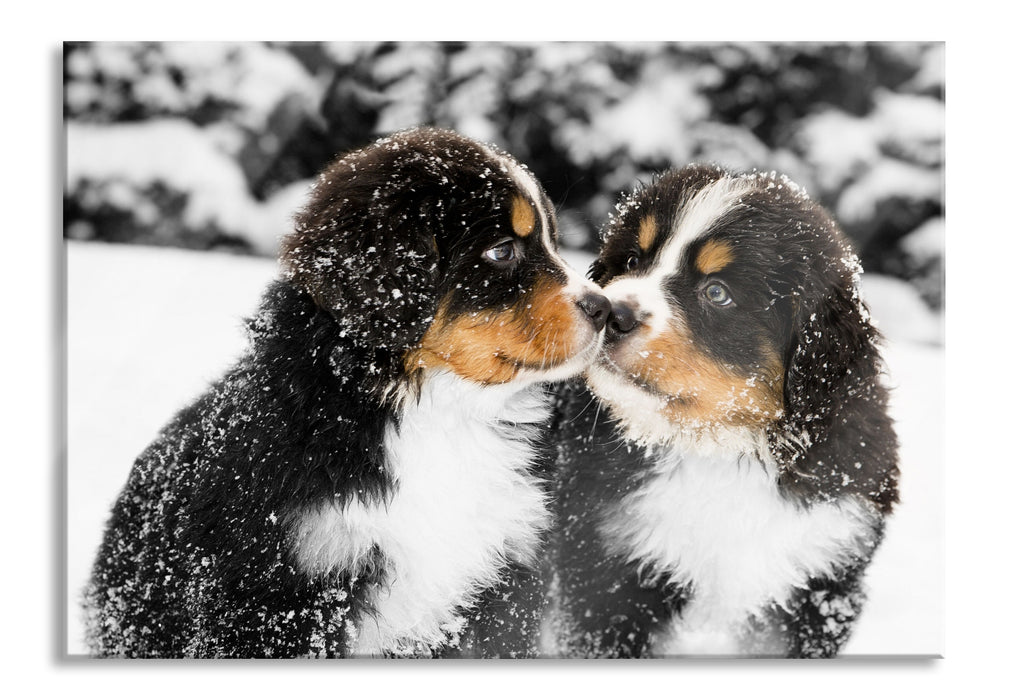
[703,282,733,307]
[626,253,640,271]
[484,239,519,265]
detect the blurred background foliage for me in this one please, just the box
[63,41,944,309]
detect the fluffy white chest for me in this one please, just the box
[292,373,551,656]
[602,450,876,656]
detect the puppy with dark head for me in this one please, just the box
[545,164,899,657]
[85,127,608,658]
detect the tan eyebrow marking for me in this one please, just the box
[638,214,658,252]
[695,239,734,275]
[511,195,536,237]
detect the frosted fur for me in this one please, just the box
[586,177,761,447]
[481,141,599,307]
[587,359,777,455]
[596,267,675,344]
[587,335,777,455]
[655,176,754,273]
[292,371,552,655]
[602,449,878,656]
[527,165,898,658]
[492,147,550,228]
[83,127,607,658]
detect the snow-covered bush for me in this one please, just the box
[63,41,944,307]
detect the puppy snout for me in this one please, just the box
[577,292,611,333]
[606,301,640,339]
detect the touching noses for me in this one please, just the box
[577,292,611,332]
[578,288,641,340]
[605,300,639,340]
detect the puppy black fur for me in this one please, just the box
[84,127,603,658]
[543,164,899,658]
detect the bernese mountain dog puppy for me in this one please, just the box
[544,164,900,658]
[84,126,610,658]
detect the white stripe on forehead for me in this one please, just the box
[479,141,583,281]
[654,176,755,275]
[602,176,755,341]
[479,142,549,231]
[478,142,542,206]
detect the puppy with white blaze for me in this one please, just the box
[84,127,609,658]
[543,164,900,658]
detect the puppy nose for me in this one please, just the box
[607,301,639,338]
[577,292,611,332]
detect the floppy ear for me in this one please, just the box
[776,271,900,512]
[279,156,445,376]
[782,279,879,434]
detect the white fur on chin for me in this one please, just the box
[585,362,766,457]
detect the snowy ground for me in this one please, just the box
[65,240,943,657]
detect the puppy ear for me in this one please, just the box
[279,149,446,376]
[776,266,900,513]
[783,278,878,432]
[775,253,895,504]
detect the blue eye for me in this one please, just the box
[484,240,517,264]
[703,282,733,307]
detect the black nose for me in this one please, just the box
[576,292,611,332]
[606,301,639,338]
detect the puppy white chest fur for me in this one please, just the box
[603,449,875,656]
[292,372,551,656]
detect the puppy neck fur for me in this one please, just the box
[602,446,879,656]
[292,370,552,655]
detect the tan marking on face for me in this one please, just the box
[638,214,658,252]
[404,279,584,384]
[511,196,537,238]
[695,239,734,275]
[613,319,783,429]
